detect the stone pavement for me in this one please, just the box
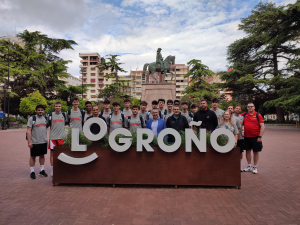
[0,126,299,225]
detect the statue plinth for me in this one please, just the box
[142,83,176,109]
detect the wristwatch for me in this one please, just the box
[258,136,262,138]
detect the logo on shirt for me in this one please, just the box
[111,121,121,125]
[71,118,81,122]
[53,119,64,124]
[131,123,140,127]
[36,123,46,127]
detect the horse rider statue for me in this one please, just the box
[156,48,164,72]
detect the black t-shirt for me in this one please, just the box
[166,115,189,143]
[193,108,218,132]
[86,115,106,135]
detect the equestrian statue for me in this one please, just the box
[142,48,176,83]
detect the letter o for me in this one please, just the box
[157,128,181,153]
[210,128,235,153]
[83,117,107,141]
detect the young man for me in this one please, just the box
[99,99,112,122]
[158,99,166,116]
[47,102,67,177]
[163,99,174,121]
[190,103,198,115]
[234,105,245,171]
[241,102,265,174]
[228,105,241,136]
[122,98,132,118]
[146,108,166,137]
[166,105,189,143]
[181,101,194,124]
[174,100,180,108]
[193,99,218,132]
[66,97,85,131]
[211,98,224,125]
[84,101,93,123]
[147,100,163,120]
[139,101,148,122]
[86,105,106,135]
[127,105,146,133]
[27,105,48,179]
[107,101,127,134]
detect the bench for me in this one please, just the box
[9,122,21,129]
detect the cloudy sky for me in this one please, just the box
[0,0,296,76]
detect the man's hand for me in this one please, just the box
[28,142,33,148]
[257,137,262,143]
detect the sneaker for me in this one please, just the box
[253,167,258,174]
[30,172,36,179]
[51,171,53,177]
[39,170,48,177]
[243,166,252,172]
[241,166,243,172]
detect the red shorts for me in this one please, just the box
[48,139,64,151]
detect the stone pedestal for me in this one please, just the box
[142,83,176,110]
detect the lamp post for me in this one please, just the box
[0,81,12,130]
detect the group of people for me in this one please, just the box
[26,97,265,180]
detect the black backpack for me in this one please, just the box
[127,115,145,129]
[25,115,47,140]
[67,109,85,127]
[107,111,125,127]
[48,112,66,127]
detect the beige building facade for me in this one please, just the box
[79,53,111,102]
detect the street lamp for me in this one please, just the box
[0,82,11,130]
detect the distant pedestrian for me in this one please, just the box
[242,102,265,174]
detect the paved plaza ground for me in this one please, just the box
[0,125,300,225]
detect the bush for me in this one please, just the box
[21,118,28,124]
[63,130,92,148]
[9,117,16,122]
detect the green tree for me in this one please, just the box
[219,1,300,121]
[182,59,218,102]
[55,84,93,103]
[96,55,131,99]
[19,90,48,116]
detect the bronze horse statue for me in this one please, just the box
[142,55,176,83]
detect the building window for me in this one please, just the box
[91,95,96,98]
[136,87,141,90]
[106,79,108,81]
[133,93,136,96]
[176,69,180,71]
[91,68,95,71]
[91,90,95,93]
[91,73,95,76]
[91,79,96,83]
[136,92,141,96]
[126,88,131,92]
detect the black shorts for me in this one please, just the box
[30,143,47,157]
[237,139,244,153]
[244,137,263,152]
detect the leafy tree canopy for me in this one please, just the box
[19,90,48,116]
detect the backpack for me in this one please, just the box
[107,111,125,127]
[25,115,47,140]
[188,111,194,118]
[48,112,66,127]
[67,109,85,127]
[127,115,145,129]
[243,112,261,126]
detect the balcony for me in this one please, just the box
[90,59,99,62]
[79,69,87,73]
[79,64,88,68]
[176,88,185,91]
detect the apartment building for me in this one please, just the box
[79,53,111,102]
[130,64,190,100]
[0,34,24,47]
[111,75,132,97]
[63,74,82,86]
[204,74,233,101]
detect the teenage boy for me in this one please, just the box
[67,97,85,131]
[211,98,224,125]
[127,105,146,133]
[122,98,132,118]
[147,100,163,120]
[242,102,265,174]
[99,99,112,122]
[86,105,106,135]
[158,98,166,115]
[174,100,180,108]
[181,101,194,124]
[190,103,198,115]
[107,101,127,134]
[234,104,245,171]
[139,101,148,122]
[193,99,218,132]
[228,105,241,135]
[84,101,93,123]
[47,102,67,177]
[166,105,189,143]
[164,99,174,121]
[27,105,48,179]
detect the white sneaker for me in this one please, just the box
[51,171,53,177]
[241,166,243,172]
[243,166,252,172]
[252,167,258,174]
